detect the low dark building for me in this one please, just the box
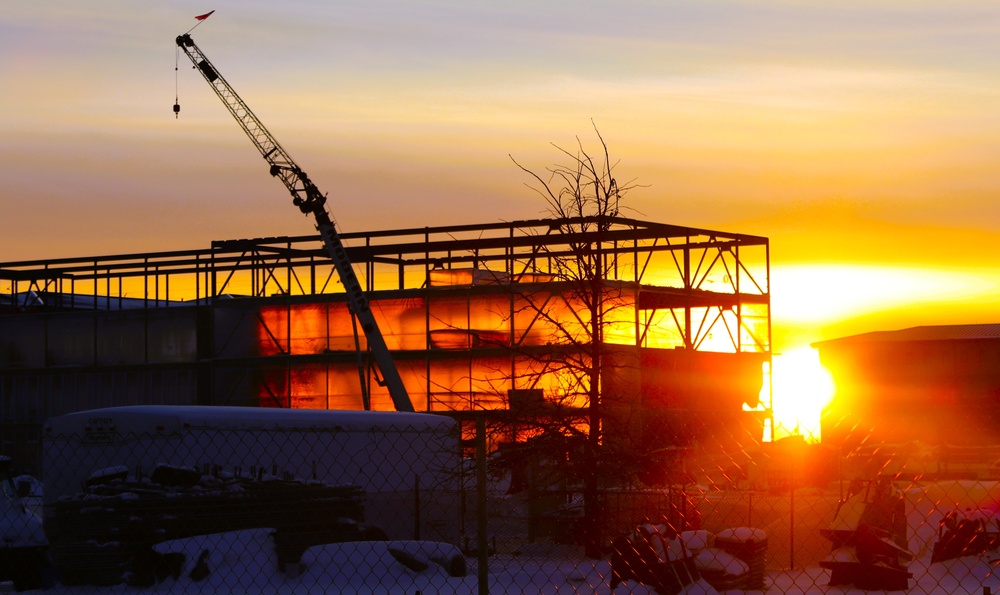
[815,324,1000,448]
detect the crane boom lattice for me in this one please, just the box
[175,33,415,413]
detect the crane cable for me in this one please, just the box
[173,46,180,118]
[174,12,211,118]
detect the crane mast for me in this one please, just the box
[175,33,414,413]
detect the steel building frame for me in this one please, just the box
[1,217,771,470]
[1,216,769,351]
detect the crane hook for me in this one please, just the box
[173,102,180,118]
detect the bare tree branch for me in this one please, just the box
[493,125,654,557]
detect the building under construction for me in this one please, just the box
[0,216,771,472]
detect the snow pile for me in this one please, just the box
[142,531,473,594]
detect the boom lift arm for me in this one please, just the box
[175,33,414,413]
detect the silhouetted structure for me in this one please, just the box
[0,217,771,471]
[815,324,1000,448]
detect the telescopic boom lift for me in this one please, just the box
[175,33,414,413]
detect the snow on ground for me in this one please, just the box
[12,480,1000,593]
[12,536,1000,595]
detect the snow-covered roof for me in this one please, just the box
[813,324,1000,349]
[44,405,454,434]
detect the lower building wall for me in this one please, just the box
[1,302,770,474]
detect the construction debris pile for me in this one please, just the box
[819,477,912,591]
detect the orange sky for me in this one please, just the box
[3,1,1000,357]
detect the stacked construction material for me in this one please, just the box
[609,524,699,595]
[679,527,765,591]
[714,527,768,590]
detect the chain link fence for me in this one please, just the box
[4,409,1000,593]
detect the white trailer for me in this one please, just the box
[42,406,460,543]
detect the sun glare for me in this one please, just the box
[771,264,998,326]
[769,346,835,443]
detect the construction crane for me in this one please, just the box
[175,33,414,413]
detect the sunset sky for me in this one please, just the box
[3,0,1000,358]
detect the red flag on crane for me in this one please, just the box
[195,10,215,20]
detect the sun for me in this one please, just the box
[768,346,835,443]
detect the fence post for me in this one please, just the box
[476,414,489,595]
[413,473,421,540]
[789,465,796,570]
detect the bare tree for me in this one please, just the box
[497,124,649,558]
